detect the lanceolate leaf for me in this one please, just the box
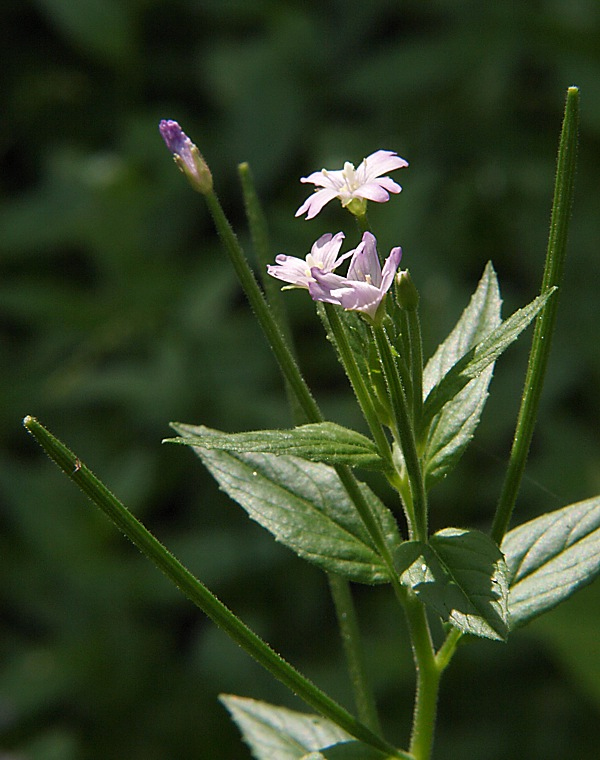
[395,528,509,640]
[502,496,600,628]
[167,422,384,470]
[422,263,502,488]
[422,287,556,428]
[423,262,502,395]
[179,425,401,584]
[219,695,353,760]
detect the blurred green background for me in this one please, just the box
[2,1,600,758]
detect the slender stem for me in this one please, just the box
[434,628,462,673]
[204,190,322,424]
[406,309,424,436]
[328,574,382,733]
[323,304,394,468]
[237,162,291,344]
[355,211,371,235]
[207,185,383,731]
[237,162,308,426]
[491,86,579,545]
[372,323,428,541]
[23,416,408,759]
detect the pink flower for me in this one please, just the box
[267,232,350,289]
[295,150,408,220]
[308,232,402,320]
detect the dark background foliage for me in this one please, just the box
[1,1,599,758]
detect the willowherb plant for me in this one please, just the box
[25,86,600,760]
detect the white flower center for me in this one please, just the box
[341,162,359,191]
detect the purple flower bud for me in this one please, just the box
[159,119,212,194]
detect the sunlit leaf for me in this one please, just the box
[167,422,384,470]
[178,425,401,584]
[422,287,555,427]
[220,695,353,760]
[395,528,509,640]
[422,262,502,487]
[502,496,600,628]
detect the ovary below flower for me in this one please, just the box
[267,232,350,289]
[308,232,402,321]
[295,150,408,220]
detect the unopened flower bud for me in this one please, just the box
[159,119,213,194]
[396,269,420,311]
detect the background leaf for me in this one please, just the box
[168,422,384,470]
[502,496,600,628]
[220,695,353,760]
[422,262,502,488]
[183,431,401,584]
[395,528,509,640]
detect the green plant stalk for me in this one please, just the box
[237,162,293,346]
[406,308,424,434]
[372,324,428,541]
[206,185,382,729]
[23,416,409,760]
[491,86,579,545]
[403,595,440,760]
[434,627,462,673]
[323,303,394,468]
[328,574,382,735]
[204,190,322,424]
[355,210,371,236]
[237,163,309,445]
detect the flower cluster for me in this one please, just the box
[270,231,402,321]
[270,150,407,321]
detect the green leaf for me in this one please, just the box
[167,422,384,470]
[178,426,401,584]
[422,287,556,428]
[395,528,509,640]
[220,695,354,760]
[422,263,502,488]
[502,496,600,628]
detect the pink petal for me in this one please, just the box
[337,281,383,320]
[355,183,391,203]
[295,188,339,219]
[308,270,347,305]
[361,150,409,179]
[376,176,403,194]
[380,247,403,292]
[348,233,380,284]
